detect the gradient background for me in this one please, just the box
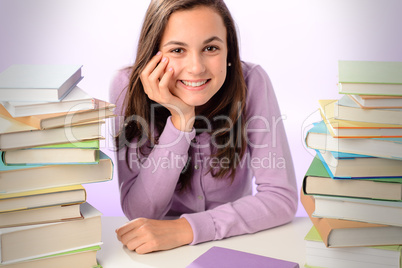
[1,0,402,217]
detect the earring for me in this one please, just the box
[228,62,232,67]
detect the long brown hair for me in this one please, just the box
[116,0,247,191]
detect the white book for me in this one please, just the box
[0,202,102,265]
[334,95,402,125]
[338,60,402,96]
[313,195,402,227]
[349,94,402,109]
[0,151,113,194]
[1,86,94,117]
[0,64,83,102]
[0,203,82,228]
[305,227,402,268]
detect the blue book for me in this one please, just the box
[331,151,374,159]
[305,121,402,160]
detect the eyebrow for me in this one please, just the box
[162,36,224,47]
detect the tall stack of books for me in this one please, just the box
[302,60,402,268]
[0,64,115,268]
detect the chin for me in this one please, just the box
[183,98,209,107]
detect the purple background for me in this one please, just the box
[1,0,402,217]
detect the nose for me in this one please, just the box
[187,53,206,75]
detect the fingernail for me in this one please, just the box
[156,51,162,56]
[169,67,174,72]
[162,57,167,62]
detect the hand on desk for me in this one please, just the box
[115,217,194,254]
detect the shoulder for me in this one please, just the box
[241,61,274,100]
[109,67,132,116]
[241,61,280,117]
[241,61,272,86]
[241,61,275,100]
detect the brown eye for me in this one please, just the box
[171,48,184,53]
[204,46,218,52]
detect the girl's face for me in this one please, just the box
[159,6,228,108]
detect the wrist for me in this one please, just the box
[174,218,194,245]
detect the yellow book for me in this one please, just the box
[319,99,402,138]
[1,99,116,130]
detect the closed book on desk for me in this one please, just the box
[0,64,83,102]
[338,60,402,96]
[186,246,299,268]
[303,156,402,201]
[0,202,101,265]
[0,111,103,150]
[300,190,402,247]
[0,86,94,118]
[1,99,116,130]
[305,121,402,159]
[2,140,100,165]
[0,151,113,193]
[319,99,402,138]
[0,246,101,268]
[305,226,402,268]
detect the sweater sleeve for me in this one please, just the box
[181,64,298,244]
[109,69,196,220]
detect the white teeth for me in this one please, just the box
[182,80,207,87]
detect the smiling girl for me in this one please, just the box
[111,0,298,254]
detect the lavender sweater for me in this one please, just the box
[109,62,298,245]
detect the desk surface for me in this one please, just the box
[97,217,312,267]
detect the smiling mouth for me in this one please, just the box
[181,80,209,87]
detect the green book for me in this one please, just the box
[2,140,100,166]
[305,226,402,268]
[0,245,101,267]
[338,60,402,96]
[36,140,100,149]
[27,245,100,261]
[303,155,402,201]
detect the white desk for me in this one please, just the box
[97,217,312,267]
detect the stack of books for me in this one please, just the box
[302,60,402,268]
[0,64,115,268]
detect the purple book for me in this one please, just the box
[186,246,299,268]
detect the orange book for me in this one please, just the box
[349,94,402,109]
[300,189,402,247]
